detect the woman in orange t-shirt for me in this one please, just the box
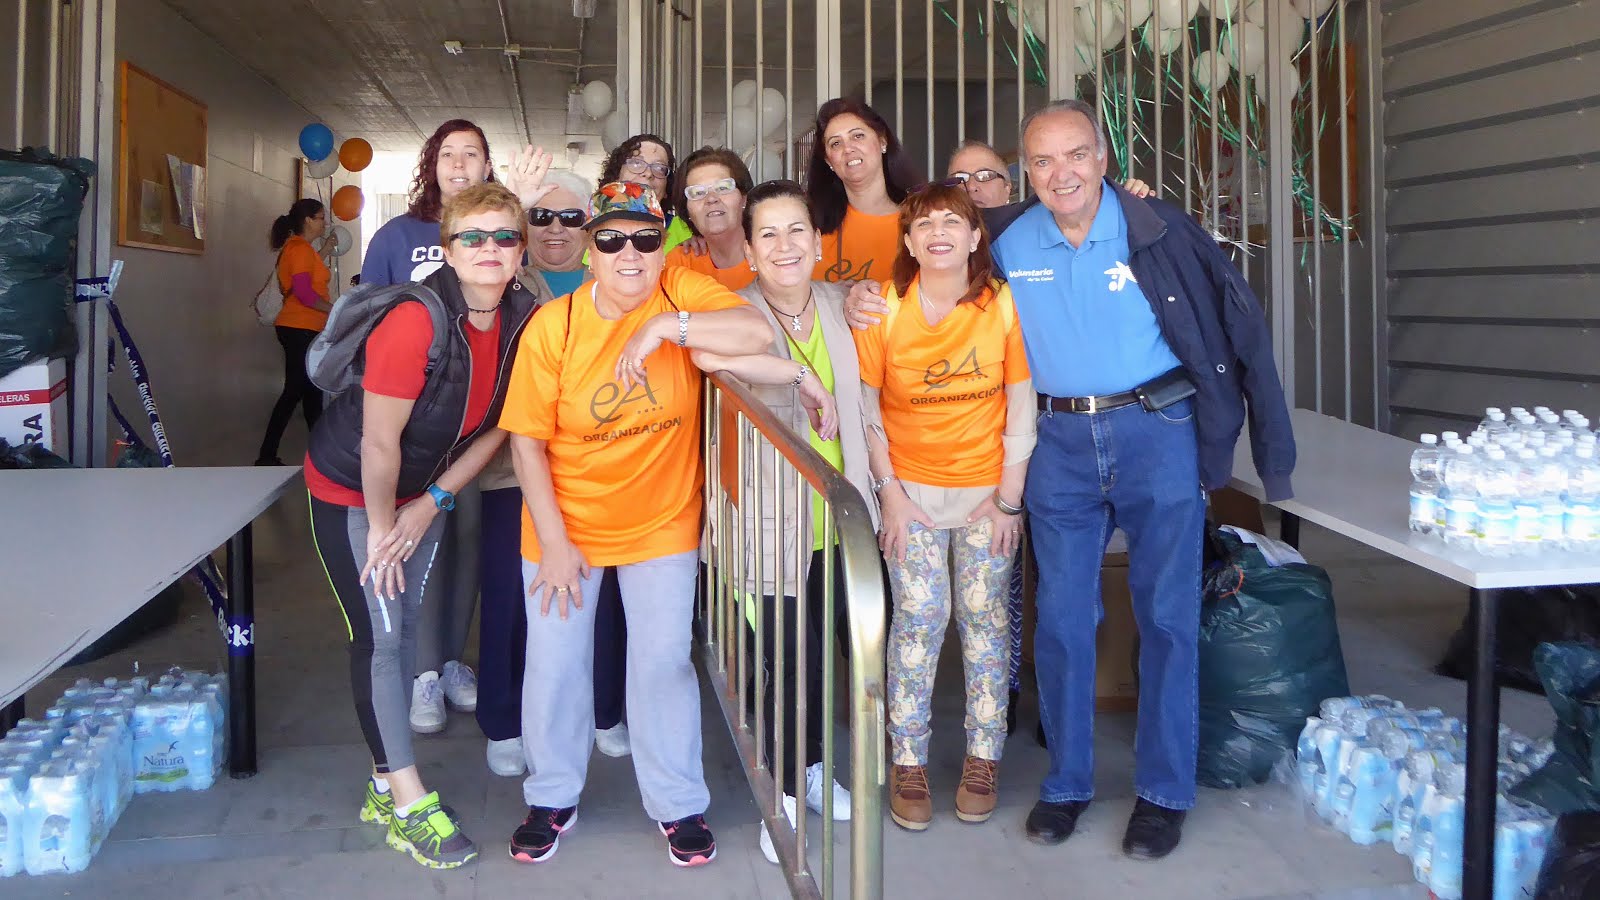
[852,183,1036,832]
[807,97,924,286]
[662,146,756,291]
[498,182,771,869]
[255,198,332,465]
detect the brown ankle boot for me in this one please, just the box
[890,764,932,831]
[955,756,999,823]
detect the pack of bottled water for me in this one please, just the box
[0,668,227,876]
[1295,695,1556,900]
[1409,407,1600,557]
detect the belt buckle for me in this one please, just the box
[1084,395,1097,414]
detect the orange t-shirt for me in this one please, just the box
[305,301,502,507]
[498,267,744,566]
[275,234,331,332]
[665,245,757,292]
[813,206,902,284]
[853,278,1029,488]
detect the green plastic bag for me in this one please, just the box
[1198,529,1350,788]
[1510,642,1600,815]
[0,147,94,378]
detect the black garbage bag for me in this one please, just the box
[1534,811,1600,899]
[1436,587,1600,695]
[1511,642,1600,815]
[0,147,95,378]
[0,436,71,468]
[1197,528,1350,788]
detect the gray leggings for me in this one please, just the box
[416,481,481,674]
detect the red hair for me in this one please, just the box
[891,183,998,307]
[406,119,496,223]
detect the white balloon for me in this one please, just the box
[748,146,783,180]
[731,79,759,109]
[322,225,352,257]
[601,110,628,153]
[1191,49,1233,91]
[305,154,340,179]
[1153,0,1197,27]
[1253,62,1301,103]
[1242,0,1267,24]
[581,81,613,120]
[1222,21,1266,75]
[1075,3,1124,50]
[1123,0,1154,28]
[758,88,787,138]
[1154,27,1186,57]
[1291,0,1334,18]
[729,105,760,150]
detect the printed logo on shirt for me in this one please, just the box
[913,347,1002,406]
[1104,261,1136,292]
[409,246,446,282]
[584,375,682,442]
[823,257,874,284]
[1007,267,1056,284]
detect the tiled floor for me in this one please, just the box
[6,494,1555,899]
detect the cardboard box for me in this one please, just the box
[1021,543,1139,712]
[0,358,67,453]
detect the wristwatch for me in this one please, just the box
[426,484,456,511]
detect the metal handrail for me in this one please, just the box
[699,371,886,900]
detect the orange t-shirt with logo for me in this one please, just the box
[275,234,331,332]
[853,278,1029,488]
[665,245,757,292]
[498,267,744,566]
[814,206,902,284]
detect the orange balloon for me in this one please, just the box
[338,138,374,173]
[331,185,365,221]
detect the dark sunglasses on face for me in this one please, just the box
[950,168,1008,184]
[450,228,526,249]
[592,228,664,254]
[623,157,671,179]
[529,207,587,228]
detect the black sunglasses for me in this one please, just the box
[592,228,665,254]
[450,228,525,249]
[529,207,587,228]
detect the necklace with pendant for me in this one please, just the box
[764,290,814,333]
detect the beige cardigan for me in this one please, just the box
[477,265,557,492]
[718,280,880,596]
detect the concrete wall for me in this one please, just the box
[111,0,362,466]
[1381,0,1600,439]
[1,0,59,150]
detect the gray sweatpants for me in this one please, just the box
[417,481,481,674]
[520,551,708,822]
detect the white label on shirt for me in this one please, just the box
[1007,267,1055,283]
[1104,261,1136,292]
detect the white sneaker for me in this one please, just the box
[486,737,525,776]
[595,723,631,758]
[804,761,852,821]
[758,794,799,865]
[440,660,478,711]
[409,671,446,734]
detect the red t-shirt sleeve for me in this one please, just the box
[361,301,433,400]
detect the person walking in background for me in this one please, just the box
[256,198,331,467]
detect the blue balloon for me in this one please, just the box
[298,124,335,162]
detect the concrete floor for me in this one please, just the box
[5,494,1556,899]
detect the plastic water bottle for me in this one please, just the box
[132,686,192,793]
[1484,410,1510,441]
[1313,720,1348,820]
[0,765,27,877]
[1476,448,1517,556]
[1429,786,1467,898]
[22,762,92,875]
[1511,448,1543,555]
[1498,811,1556,900]
[1344,740,1399,844]
[1395,748,1462,856]
[1410,434,1443,536]
[1443,446,1480,547]
[1565,446,1600,551]
[1295,717,1324,798]
[1412,761,1467,887]
[176,685,217,790]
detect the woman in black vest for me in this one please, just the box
[305,182,541,871]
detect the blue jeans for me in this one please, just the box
[1027,398,1206,810]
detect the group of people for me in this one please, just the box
[256,93,1294,875]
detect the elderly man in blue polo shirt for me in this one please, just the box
[847,98,1294,860]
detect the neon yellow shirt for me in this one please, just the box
[788,322,844,552]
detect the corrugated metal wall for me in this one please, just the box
[1382,0,1600,439]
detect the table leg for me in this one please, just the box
[227,523,257,778]
[1463,587,1500,900]
[1,695,23,734]
[1280,510,1302,548]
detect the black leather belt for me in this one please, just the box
[1037,389,1141,414]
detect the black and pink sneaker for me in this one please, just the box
[658,814,716,867]
[509,805,577,863]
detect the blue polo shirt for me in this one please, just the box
[992,184,1181,397]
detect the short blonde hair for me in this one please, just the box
[439,181,526,246]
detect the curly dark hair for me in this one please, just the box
[806,97,923,235]
[600,133,678,216]
[406,119,496,223]
[673,147,754,237]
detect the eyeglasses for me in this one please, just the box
[449,228,525,249]
[623,157,671,179]
[949,168,1008,184]
[684,178,739,203]
[909,177,968,194]
[592,228,665,254]
[528,207,587,228]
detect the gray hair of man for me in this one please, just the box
[1019,98,1108,160]
[946,138,1009,175]
[537,168,595,207]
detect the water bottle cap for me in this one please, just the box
[1489,411,1506,421]
[1442,431,1460,441]
[1488,448,1506,459]
[1519,448,1535,458]
[1579,446,1595,459]
[1420,433,1437,444]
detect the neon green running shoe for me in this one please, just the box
[386,791,479,869]
[360,780,394,825]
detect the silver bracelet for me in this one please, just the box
[871,473,898,493]
[993,492,1025,516]
[676,311,690,347]
[792,364,809,387]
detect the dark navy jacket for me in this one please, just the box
[985,180,1296,501]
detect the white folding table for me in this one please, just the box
[0,466,302,777]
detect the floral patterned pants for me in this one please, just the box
[886,519,1013,766]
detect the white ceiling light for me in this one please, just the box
[573,0,597,16]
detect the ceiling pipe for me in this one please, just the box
[495,0,532,145]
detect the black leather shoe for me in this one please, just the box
[1122,798,1186,860]
[1024,800,1089,845]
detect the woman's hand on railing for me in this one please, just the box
[967,494,1023,557]
[797,369,840,441]
[878,486,934,562]
[530,539,592,620]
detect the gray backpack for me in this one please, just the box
[306,282,451,395]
